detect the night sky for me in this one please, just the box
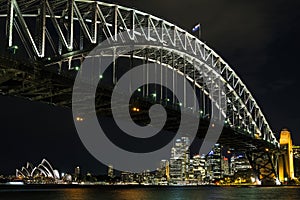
[1,0,300,175]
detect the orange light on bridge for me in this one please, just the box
[132,107,140,112]
[76,117,84,122]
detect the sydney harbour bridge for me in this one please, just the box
[0,0,294,184]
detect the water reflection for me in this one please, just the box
[0,186,300,200]
[59,188,91,200]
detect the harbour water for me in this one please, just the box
[0,186,300,200]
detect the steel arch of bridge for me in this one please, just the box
[0,0,278,147]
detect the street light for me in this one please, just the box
[75,66,80,71]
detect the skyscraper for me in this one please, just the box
[159,160,170,180]
[169,137,190,184]
[74,166,80,181]
[222,156,230,176]
[206,144,222,182]
[107,164,114,178]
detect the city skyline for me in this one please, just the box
[4,135,297,186]
[1,137,265,186]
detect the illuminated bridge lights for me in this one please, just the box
[132,107,140,112]
[74,66,80,71]
[76,116,84,122]
[8,45,18,54]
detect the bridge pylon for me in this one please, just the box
[278,129,294,183]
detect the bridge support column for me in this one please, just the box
[278,155,285,182]
[247,149,278,185]
[278,129,294,183]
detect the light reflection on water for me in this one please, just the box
[0,186,300,200]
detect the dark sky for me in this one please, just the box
[1,0,300,175]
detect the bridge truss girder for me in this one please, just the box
[247,150,278,185]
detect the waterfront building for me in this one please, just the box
[231,154,251,172]
[191,154,206,182]
[121,171,143,184]
[141,170,151,184]
[230,154,254,184]
[16,159,60,183]
[121,172,133,183]
[188,158,195,180]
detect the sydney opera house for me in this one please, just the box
[16,159,60,183]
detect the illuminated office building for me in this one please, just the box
[293,146,300,178]
[190,154,206,182]
[107,165,114,178]
[206,144,222,181]
[222,156,230,176]
[159,160,170,180]
[169,137,190,183]
[231,155,251,173]
[74,166,80,181]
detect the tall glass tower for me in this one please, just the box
[169,137,190,184]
